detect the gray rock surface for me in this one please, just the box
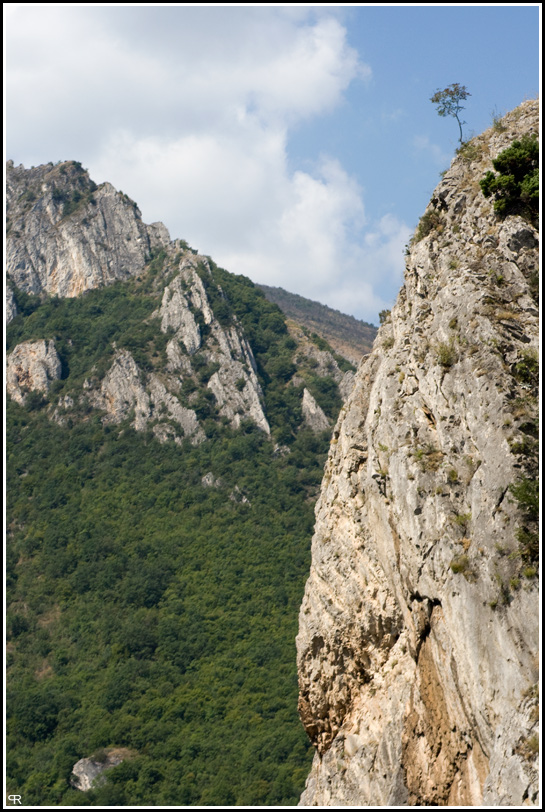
[70,749,130,791]
[88,349,205,444]
[302,388,331,433]
[297,100,539,806]
[6,160,169,300]
[6,339,62,404]
[158,258,270,434]
[202,472,224,488]
[6,286,17,324]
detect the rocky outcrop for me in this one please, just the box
[6,286,17,324]
[44,250,271,439]
[302,388,331,433]
[6,160,169,299]
[86,349,205,445]
[158,260,270,434]
[297,100,539,806]
[71,749,131,791]
[6,339,62,404]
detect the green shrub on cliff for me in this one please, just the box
[480,134,539,226]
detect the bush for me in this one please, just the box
[450,555,469,574]
[414,209,443,242]
[436,340,457,368]
[514,349,539,386]
[480,134,539,225]
[510,476,539,563]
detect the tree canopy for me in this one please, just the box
[430,83,471,144]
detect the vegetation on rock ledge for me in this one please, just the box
[480,134,539,226]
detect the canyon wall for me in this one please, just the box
[297,100,539,806]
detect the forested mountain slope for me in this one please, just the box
[5,160,357,805]
[258,284,377,364]
[297,100,539,806]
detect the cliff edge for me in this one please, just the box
[6,159,169,302]
[296,100,539,806]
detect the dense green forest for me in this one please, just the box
[5,260,345,805]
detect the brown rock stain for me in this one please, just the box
[402,609,489,805]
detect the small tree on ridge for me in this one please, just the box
[430,83,471,144]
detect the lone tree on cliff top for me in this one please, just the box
[430,83,471,144]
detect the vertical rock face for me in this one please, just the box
[6,339,62,404]
[302,388,331,433]
[297,101,539,806]
[156,258,270,435]
[6,286,18,324]
[6,160,169,298]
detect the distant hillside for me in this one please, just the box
[258,285,377,365]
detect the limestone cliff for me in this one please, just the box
[7,162,353,446]
[6,339,62,405]
[297,100,539,805]
[6,159,169,299]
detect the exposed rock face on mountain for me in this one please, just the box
[302,388,331,433]
[158,263,270,434]
[71,749,132,792]
[6,286,18,324]
[6,339,62,405]
[297,100,539,806]
[85,348,205,445]
[6,160,169,298]
[48,249,271,441]
[7,162,353,448]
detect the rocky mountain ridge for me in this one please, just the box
[258,284,377,364]
[296,99,539,805]
[6,159,169,302]
[6,161,355,448]
[6,159,357,806]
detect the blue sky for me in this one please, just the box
[5,4,540,324]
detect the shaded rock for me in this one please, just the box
[6,286,17,324]
[338,370,355,402]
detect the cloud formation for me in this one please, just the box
[7,6,407,322]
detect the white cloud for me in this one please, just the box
[6,5,406,323]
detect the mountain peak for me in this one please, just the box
[6,160,170,301]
